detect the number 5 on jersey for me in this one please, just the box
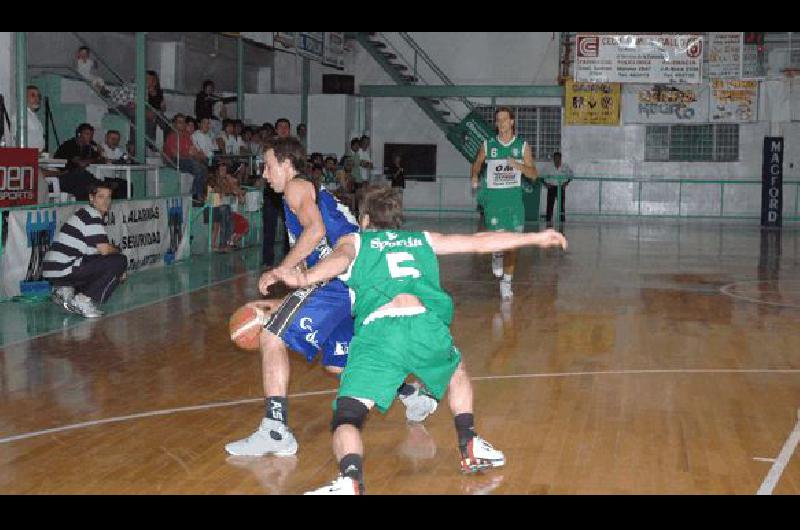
[387,252,421,279]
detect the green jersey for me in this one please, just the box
[340,230,454,332]
[483,135,527,204]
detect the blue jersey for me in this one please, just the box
[283,183,359,277]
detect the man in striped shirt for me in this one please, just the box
[42,182,128,318]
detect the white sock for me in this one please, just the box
[502,274,512,282]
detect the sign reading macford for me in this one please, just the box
[575,34,704,84]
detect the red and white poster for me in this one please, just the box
[0,147,38,207]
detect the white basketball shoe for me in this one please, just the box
[224,418,298,456]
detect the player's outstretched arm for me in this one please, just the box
[427,229,567,255]
[272,234,358,288]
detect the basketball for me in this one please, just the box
[229,304,266,351]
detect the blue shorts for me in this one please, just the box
[263,281,353,367]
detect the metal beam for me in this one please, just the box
[300,57,309,132]
[135,32,146,165]
[15,32,27,147]
[359,84,564,98]
[237,36,244,120]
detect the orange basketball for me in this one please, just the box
[229,305,266,351]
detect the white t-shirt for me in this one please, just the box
[103,144,124,161]
[193,130,216,159]
[542,161,573,186]
[217,132,245,155]
[6,107,45,152]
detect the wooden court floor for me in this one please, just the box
[1,218,799,494]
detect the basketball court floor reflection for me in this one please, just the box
[0,218,798,494]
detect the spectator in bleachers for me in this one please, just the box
[217,119,245,155]
[44,181,128,318]
[185,115,197,136]
[260,122,275,141]
[296,122,307,146]
[275,118,290,138]
[358,134,374,180]
[194,80,236,137]
[6,85,45,153]
[192,117,216,162]
[145,70,168,149]
[322,156,338,190]
[245,127,262,156]
[75,46,107,94]
[333,155,356,211]
[206,165,234,253]
[54,123,127,200]
[163,113,208,206]
[102,130,125,162]
[260,118,291,266]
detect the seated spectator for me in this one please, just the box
[260,123,275,141]
[322,156,338,190]
[54,123,128,200]
[244,127,262,155]
[296,123,307,146]
[185,115,197,136]
[75,46,108,94]
[216,119,244,155]
[43,182,128,318]
[275,118,291,138]
[163,113,208,206]
[102,130,125,162]
[333,155,356,211]
[192,117,216,161]
[309,163,323,190]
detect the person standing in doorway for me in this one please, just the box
[543,151,572,227]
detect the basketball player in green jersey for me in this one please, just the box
[471,106,540,300]
[266,186,567,494]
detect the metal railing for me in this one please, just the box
[373,33,466,123]
[397,174,800,226]
[397,32,475,113]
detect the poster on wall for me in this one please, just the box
[0,148,39,207]
[0,197,191,298]
[707,32,743,79]
[575,34,704,84]
[297,32,324,61]
[622,84,709,123]
[273,32,296,52]
[761,137,783,227]
[323,32,345,69]
[710,79,758,122]
[564,78,620,125]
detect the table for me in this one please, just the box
[89,163,162,198]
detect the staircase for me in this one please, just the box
[353,32,490,162]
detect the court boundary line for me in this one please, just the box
[720,280,800,309]
[2,368,798,445]
[0,269,260,350]
[756,409,800,495]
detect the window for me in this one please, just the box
[474,105,562,161]
[645,124,739,162]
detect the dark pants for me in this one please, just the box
[51,253,128,304]
[545,184,566,224]
[58,170,129,201]
[176,158,208,200]
[262,187,288,266]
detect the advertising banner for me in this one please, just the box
[1,196,190,298]
[710,79,758,122]
[446,111,495,163]
[622,84,709,123]
[761,137,784,227]
[564,78,621,125]
[575,34,703,84]
[0,147,39,207]
[707,32,743,79]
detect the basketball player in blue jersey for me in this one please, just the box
[225,137,436,457]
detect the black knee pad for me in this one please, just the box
[330,397,369,432]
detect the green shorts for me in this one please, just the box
[337,310,462,413]
[483,199,525,232]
